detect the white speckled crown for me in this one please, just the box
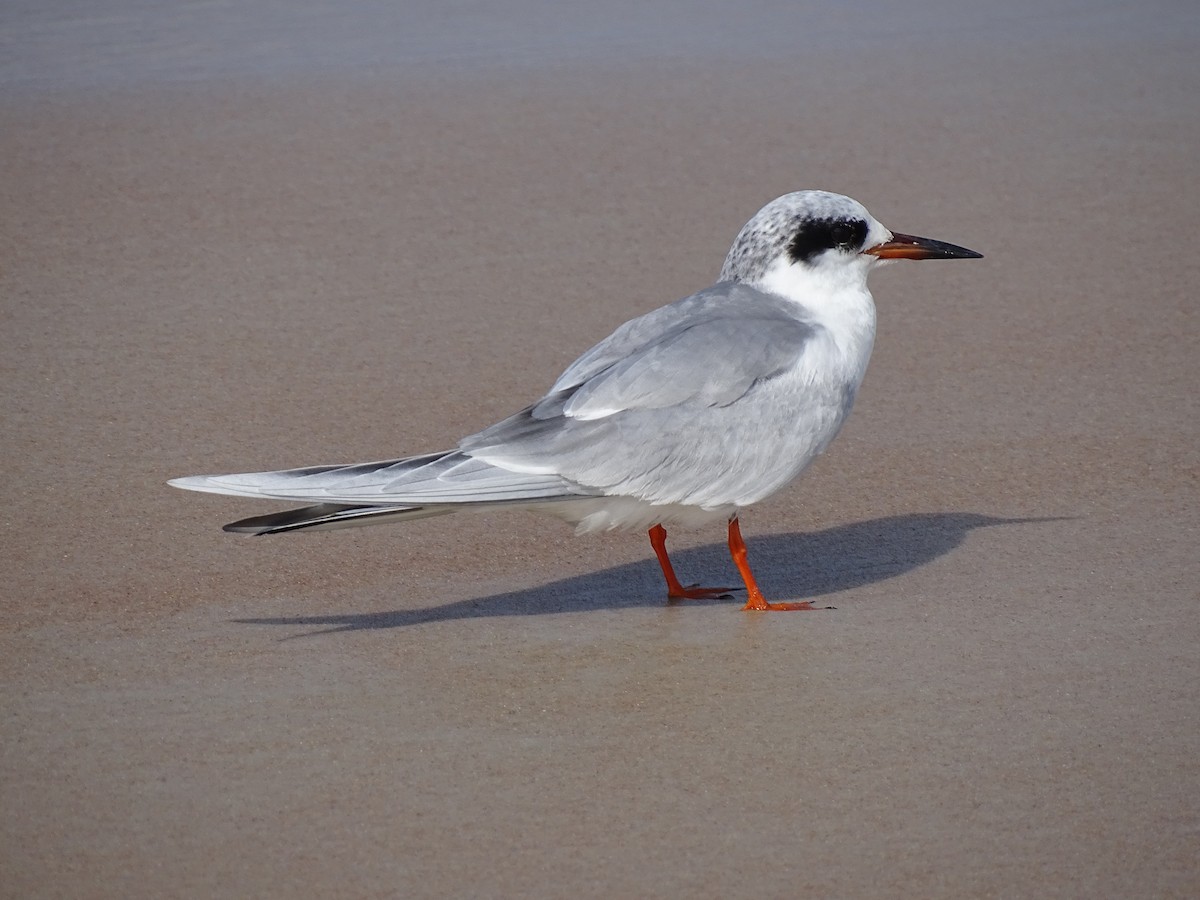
[718,190,876,283]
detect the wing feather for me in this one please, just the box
[172,283,823,515]
[459,283,822,507]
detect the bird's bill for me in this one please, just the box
[865,232,983,260]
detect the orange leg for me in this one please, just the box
[727,516,818,611]
[648,523,738,600]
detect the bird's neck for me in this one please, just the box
[755,257,877,351]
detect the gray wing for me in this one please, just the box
[461,283,821,506]
[171,283,820,512]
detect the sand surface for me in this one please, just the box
[3,2,1198,896]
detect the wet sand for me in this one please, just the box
[3,2,1198,896]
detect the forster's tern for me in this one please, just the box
[171,190,981,610]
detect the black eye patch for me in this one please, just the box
[787,218,869,264]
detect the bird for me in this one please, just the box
[170,190,981,611]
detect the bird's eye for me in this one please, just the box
[830,223,856,248]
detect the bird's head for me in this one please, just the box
[718,190,982,300]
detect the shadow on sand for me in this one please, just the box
[233,512,1064,636]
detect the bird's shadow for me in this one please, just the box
[233,512,1067,636]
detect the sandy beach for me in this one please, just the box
[3,2,1198,896]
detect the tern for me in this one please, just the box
[171,190,981,610]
